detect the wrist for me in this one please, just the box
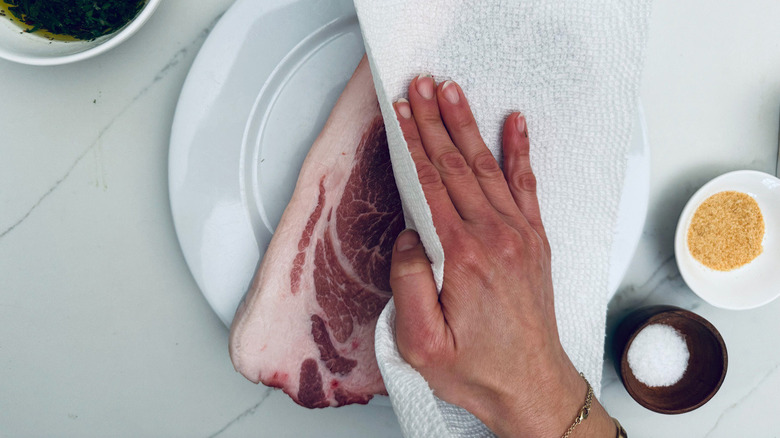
[482,360,615,438]
[566,399,616,438]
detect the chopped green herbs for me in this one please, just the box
[3,0,146,41]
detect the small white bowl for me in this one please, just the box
[675,170,780,310]
[0,0,161,66]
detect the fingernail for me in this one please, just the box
[396,98,412,119]
[416,73,434,99]
[441,80,459,104]
[516,113,527,136]
[396,230,420,251]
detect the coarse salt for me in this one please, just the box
[627,323,689,387]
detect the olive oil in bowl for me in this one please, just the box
[0,0,146,41]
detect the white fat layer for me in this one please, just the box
[229,57,388,402]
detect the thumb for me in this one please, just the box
[389,230,447,367]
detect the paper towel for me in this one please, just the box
[354,0,652,436]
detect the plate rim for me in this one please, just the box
[169,0,650,327]
[674,169,780,310]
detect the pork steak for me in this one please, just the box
[229,56,404,408]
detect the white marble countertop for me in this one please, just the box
[2,0,779,436]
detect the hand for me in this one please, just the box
[389,75,616,437]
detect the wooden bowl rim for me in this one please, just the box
[616,305,728,414]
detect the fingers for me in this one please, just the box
[502,113,547,240]
[436,80,520,218]
[394,99,462,235]
[389,230,449,367]
[406,75,496,222]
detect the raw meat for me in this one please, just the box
[229,56,404,408]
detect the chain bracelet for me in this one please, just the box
[561,372,593,438]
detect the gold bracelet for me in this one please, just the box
[561,372,593,438]
[612,417,628,438]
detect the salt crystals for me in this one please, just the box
[627,323,690,387]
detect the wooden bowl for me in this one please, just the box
[612,305,727,414]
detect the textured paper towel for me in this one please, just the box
[354,1,651,436]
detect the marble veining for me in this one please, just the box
[703,363,780,437]
[0,14,222,243]
[1,0,780,436]
[207,387,273,438]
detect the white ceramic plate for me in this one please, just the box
[675,170,780,310]
[612,105,651,295]
[0,0,161,65]
[169,0,649,330]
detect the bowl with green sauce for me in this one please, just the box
[0,0,161,65]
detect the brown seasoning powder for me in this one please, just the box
[687,191,764,271]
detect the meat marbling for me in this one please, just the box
[229,56,404,408]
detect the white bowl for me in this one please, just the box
[0,0,161,66]
[675,170,780,310]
